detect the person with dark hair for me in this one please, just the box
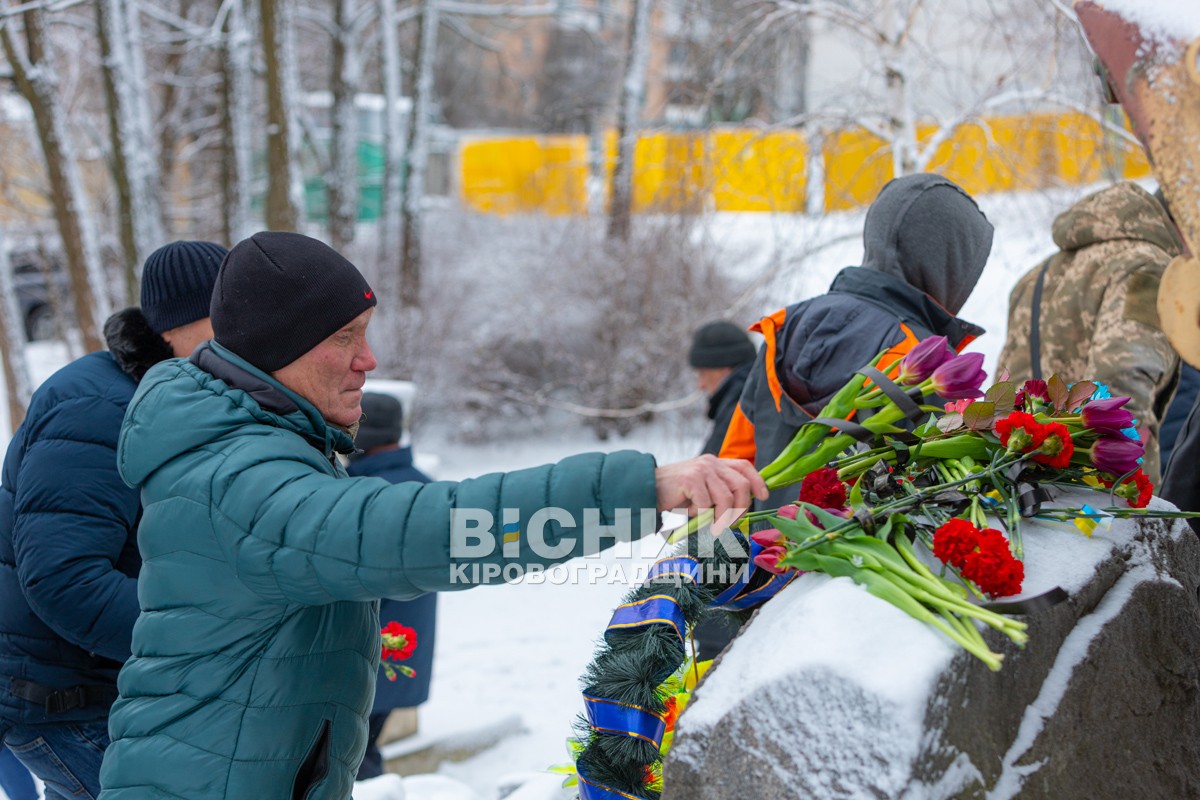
[720,174,992,513]
[96,230,766,800]
[998,181,1183,485]
[0,241,226,799]
[347,392,435,782]
[689,321,757,456]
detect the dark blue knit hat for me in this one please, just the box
[210,231,377,372]
[140,240,228,334]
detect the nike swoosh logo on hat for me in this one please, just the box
[364,290,373,299]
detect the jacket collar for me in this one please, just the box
[190,341,357,457]
[829,267,984,349]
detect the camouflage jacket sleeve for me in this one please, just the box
[1087,261,1180,483]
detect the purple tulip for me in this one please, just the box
[1087,434,1144,476]
[1080,397,1135,435]
[895,336,954,385]
[929,352,987,400]
[753,545,790,575]
[751,527,785,548]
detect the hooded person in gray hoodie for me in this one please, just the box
[717,173,993,511]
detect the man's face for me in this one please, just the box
[272,308,378,428]
[695,366,733,396]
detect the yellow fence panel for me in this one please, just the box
[455,111,1156,217]
[711,130,807,212]
[822,128,893,212]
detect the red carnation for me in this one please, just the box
[932,518,979,568]
[995,412,1046,454]
[381,621,418,661]
[1111,468,1154,508]
[933,521,1023,597]
[960,528,1024,597]
[799,467,847,509]
[1031,421,1074,469]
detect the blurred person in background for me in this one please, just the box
[689,321,757,457]
[348,393,436,782]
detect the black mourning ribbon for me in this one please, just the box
[858,366,926,421]
[1003,462,1055,517]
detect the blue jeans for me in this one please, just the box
[2,720,110,800]
[0,745,38,800]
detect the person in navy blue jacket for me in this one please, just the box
[0,241,225,800]
[347,392,437,781]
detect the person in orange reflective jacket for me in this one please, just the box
[720,174,993,511]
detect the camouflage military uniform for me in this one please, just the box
[998,182,1183,484]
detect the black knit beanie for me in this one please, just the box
[688,321,756,368]
[354,392,404,454]
[140,240,228,334]
[210,231,378,373]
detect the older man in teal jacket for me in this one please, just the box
[97,231,764,800]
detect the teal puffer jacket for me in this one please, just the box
[98,342,658,799]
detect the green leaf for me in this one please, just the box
[963,401,996,431]
[936,412,965,433]
[772,513,826,541]
[984,381,1016,411]
[849,471,866,510]
[1066,381,1097,411]
[1047,374,1069,410]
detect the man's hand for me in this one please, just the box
[655,455,769,524]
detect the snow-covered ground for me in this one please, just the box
[0,183,1129,799]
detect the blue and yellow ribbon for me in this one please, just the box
[605,594,687,645]
[582,694,667,747]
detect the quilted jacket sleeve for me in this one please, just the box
[12,395,142,662]
[210,439,659,605]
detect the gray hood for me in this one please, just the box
[860,173,994,315]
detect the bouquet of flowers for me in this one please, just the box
[380,621,418,681]
[562,337,1195,800]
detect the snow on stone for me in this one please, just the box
[676,573,957,797]
[1097,0,1200,42]
[986,558,1170,800]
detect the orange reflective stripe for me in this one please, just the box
[750,308,788,413]
[718,402,757,462]
[954,333,977,352]
[877,323,920,377]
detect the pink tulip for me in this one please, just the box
[929,352,987,400]
[776,504,799,520]
[753,545,790,575]
[895,336,954,385]
[751,528,785,548]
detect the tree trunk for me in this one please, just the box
[398,0,439,308]
[328,0,361,251]
[261,0,302,230]
[883,0,918,176]
[0,223,32,433]
[378,0,403,287]
[607,0,653,243]
[1,9,108,353]
[221,0,255,246]
[96,0,164,301]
